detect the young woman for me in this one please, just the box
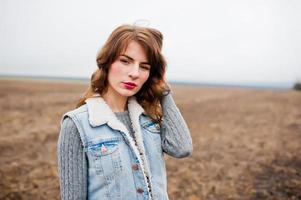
[57,24,193,200]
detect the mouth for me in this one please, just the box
[122,82,137,90]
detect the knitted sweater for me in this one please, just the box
[57,93,192,200]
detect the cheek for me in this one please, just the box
[140,72,150,84]
[109,63,124,80]
[109,63,120,76]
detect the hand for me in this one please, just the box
[160,73,171,96]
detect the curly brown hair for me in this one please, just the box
[77,24,169,122]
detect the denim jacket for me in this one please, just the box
[61,96,171,200]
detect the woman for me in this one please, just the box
[57,24,193,200]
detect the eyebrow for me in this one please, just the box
[120,54,150,65]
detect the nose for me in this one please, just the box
[128,63,139,79]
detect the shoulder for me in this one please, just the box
[65,104,88,116]
[58,115,84,151]
[61,104,88,121]
[61,116,77,130]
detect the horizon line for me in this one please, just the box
[0,74,295,90]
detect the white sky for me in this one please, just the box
[0,0,300,87]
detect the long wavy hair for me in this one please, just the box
[77,24,169,122]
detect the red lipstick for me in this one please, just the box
[123,82,137,90]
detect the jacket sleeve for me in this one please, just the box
[57,117,88,200]
[160,92,193,158]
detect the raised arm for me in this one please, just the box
[57,117,88,200]
[160,91,193,158]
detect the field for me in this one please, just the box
[0,79,300,200]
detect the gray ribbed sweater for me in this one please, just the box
[57,93,192,200]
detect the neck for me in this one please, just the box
[102,90,128,113]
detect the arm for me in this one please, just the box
[160,91,193,158]
[57,117,88,200]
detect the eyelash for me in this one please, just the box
[120,59,130,64]
[140,65,150,70]
[120,58,150,70]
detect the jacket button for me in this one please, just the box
[136,188,144,193]
[132,164,139,171]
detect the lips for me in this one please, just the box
[123,82,137,87]
[123,82,137,90]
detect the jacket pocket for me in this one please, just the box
[142,121,161,133]
[89,139,119,156]
[87,137,123,180]
[142,122,162,154]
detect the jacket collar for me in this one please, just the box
[85,95,145,128]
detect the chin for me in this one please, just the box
[118,89,138,97]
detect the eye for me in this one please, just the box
[120,58,130,65]
[140,65,151,70]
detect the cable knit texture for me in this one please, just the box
[57,118,87,200]
[57,92,192,199]
[160,93,193,158]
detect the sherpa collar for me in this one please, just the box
[85,95,145,128]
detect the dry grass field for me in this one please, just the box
[0,79,300,200]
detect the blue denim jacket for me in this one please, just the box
[61,96,169,200]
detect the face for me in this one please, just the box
[106,40,151,99]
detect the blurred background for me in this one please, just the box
[1,0,301,200]
[1,0,300,88]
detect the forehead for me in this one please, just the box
[120,41,148,61]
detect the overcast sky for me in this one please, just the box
[1,0,300,87]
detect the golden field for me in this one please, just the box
[0,79,300,200]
